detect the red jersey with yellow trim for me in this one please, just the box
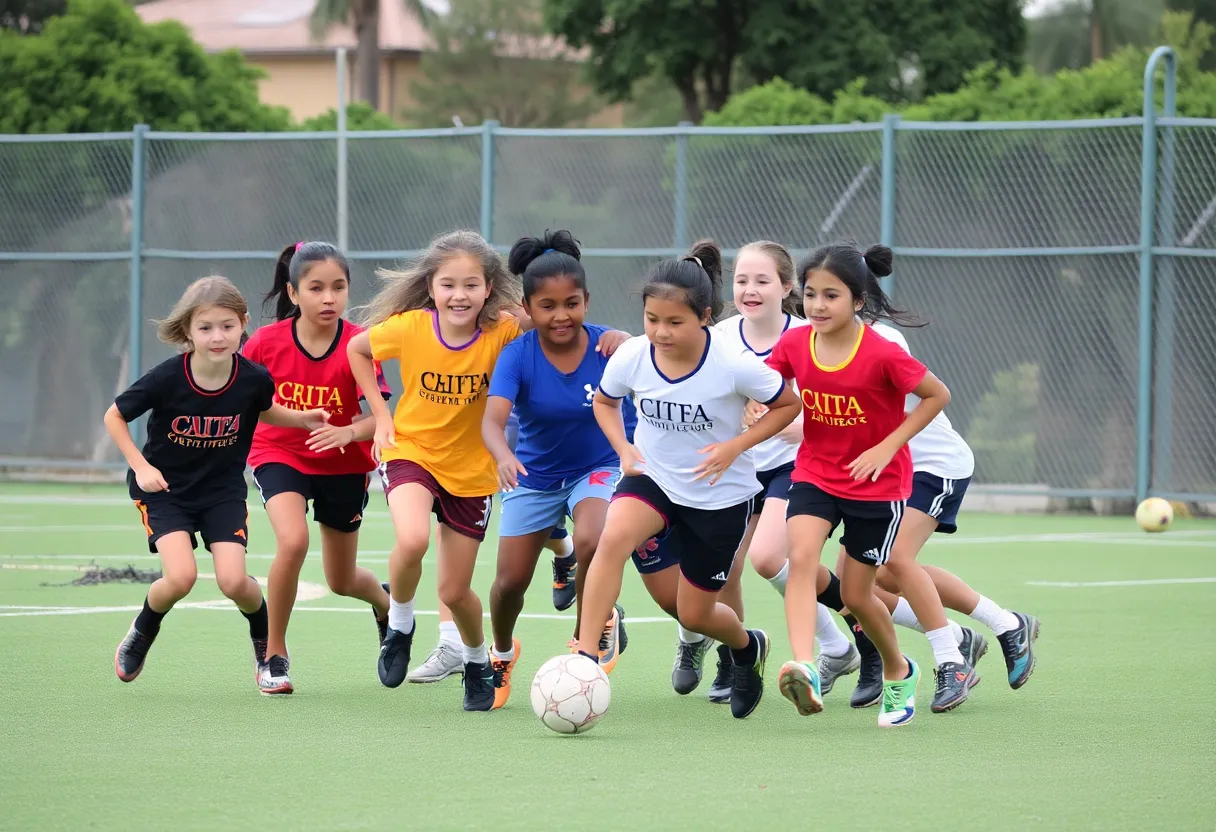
[766,323,927,502]
[243,318,390,476]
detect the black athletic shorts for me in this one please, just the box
[613,474,752,592]
[253,463,370,534]
[133,496,249,554]
[750,461,795,514]
[786,481,904,567]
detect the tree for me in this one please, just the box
[1168,0,1216,68]
[405,0,599,127]
[0,0,65,33]
[310,0,380,108]
[1027,0,1164,74]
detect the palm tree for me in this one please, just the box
[310,0,381,107]
[1027,0,1165,73]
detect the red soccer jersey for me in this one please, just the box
[243,318,390,476]
[766,323,927,502]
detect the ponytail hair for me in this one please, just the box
[798,242,924,328]
[508,229,586,301]
[643,238,725,324]
[264,241,351,322]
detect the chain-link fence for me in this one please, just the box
[1,113,1213,502]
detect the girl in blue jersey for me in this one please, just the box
[480,230,633,709]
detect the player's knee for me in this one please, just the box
[676,606,711,635]
[215,571,251,600]
[162,568,197,600]
[882,557,913,587]
[875,565,899,594]
[392,531,429,565]
[436,578,470,609]
[491,566,530,601]
[748,542,785,580]
[571,532,598,564]
[275,532,309,562]
[839,578,869,614]
[323,568,356,597]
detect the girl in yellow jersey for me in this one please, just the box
[347,230,527,711]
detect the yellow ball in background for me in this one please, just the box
[1135,497,1174,533]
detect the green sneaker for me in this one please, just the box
[778,660,824,716]
[878,656,919,727]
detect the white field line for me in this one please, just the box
[1025,577,1216,588]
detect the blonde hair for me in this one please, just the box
[154,276,249,350]
[731,240,802,317]
[358,230,522,328]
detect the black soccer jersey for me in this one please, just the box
[115,353,275,509]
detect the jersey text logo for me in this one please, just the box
[638,398,713,432]
[418,371,490,406]
[801,390,867,427]
[168,415,242,449]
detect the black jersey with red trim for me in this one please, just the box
[114,353,275,509]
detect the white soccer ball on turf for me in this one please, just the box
[530,653,611,734]
[1135,497,1173,533]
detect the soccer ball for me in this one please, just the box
[1135,497,1173,533]
[530,653,611,734]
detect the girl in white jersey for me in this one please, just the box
[669,241,862,702]
[581,239,801,720]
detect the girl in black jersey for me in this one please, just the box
[104,276,329,688]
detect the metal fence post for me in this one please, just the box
[1135,47,1176,503]
[674,121,692,250]
[480,120,499,243]
[880,114,900,297]
[336,47,349,251]
[127,124,149,440]
[1153,55,1179,500]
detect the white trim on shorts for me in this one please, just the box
[875,500,904,566]
[926,477,955,518]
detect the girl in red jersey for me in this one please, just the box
[243,242,392,695]
[766,242,950,728]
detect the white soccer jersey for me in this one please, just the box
[871,323,975,480]
[598,330,786,510]
[712,313,809,473]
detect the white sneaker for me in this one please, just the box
[406,642,463,683]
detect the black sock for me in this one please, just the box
[242,596,268,640]
[555,552,575,564]
[818,572,844,612]
[731,630,758,667]
[577,650,599,664]
[135,596,167,637]
[842,612,859,631]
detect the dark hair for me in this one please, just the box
[642,238,725,323]
[507,229,586,300]
[264,241,351,321]
[797,242,923,328]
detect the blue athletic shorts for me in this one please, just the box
[499,467,621,538]
[907,472,971,534]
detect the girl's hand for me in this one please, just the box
[135,464,169,493]
[693,439,742,485]
[596,330,631,357]
[619,444,646,477]
[495,454,528,492]
[307,423,357,454]
[299,409,331,432]
[742,400,767,429]
[372,416,396,464]
[849,441,898,482]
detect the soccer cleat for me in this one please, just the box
[377,623,415,688]
[551,555,576,612]
[817,643,860,695]
[730,629,769,719]
[849,626,883,708]
[672,635,714,695]
[997,612,1040,689]
[490,638,521,710]
[706,644,732,703]
[374,582,390,645]
[598,604,627,675]
[114,620,156,683]
[930,661,977,713]
[959,626,989,671]
[407,642,463,683]
[878,656,920,727]
[258,655,293,695]
[778,660,824,716]
[462,660,495,712]
[252,637,268,682]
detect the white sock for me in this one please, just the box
[927,625,966,666]
[678,624,708,644]
[891,597,924,632]
[949,619,965,644]
[388,597,415,634]
[549,535,574,559]
[816,604,851,657]
[768,561,789,597]
[463,641,489,664]
[491,643,515,662]
[971,595,1020,635]
[439,620,461,648]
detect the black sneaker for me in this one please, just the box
[462,660,495,711]
[374,582,390,645]
[378,623,415,688]
[849,625,883,708]
[997,612,1040,689]
[729,629,769,719]
[671,636,714,695]
[114,621,156,682]
[930,661,977,713]
[706,644,732,703]
[959,626,989,669]
[552,555,576,612]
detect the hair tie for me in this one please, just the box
[543,248,555,254]
[295,241,305,252]
[683,255,702,268]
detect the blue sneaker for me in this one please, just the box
[997,612,1040,689]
